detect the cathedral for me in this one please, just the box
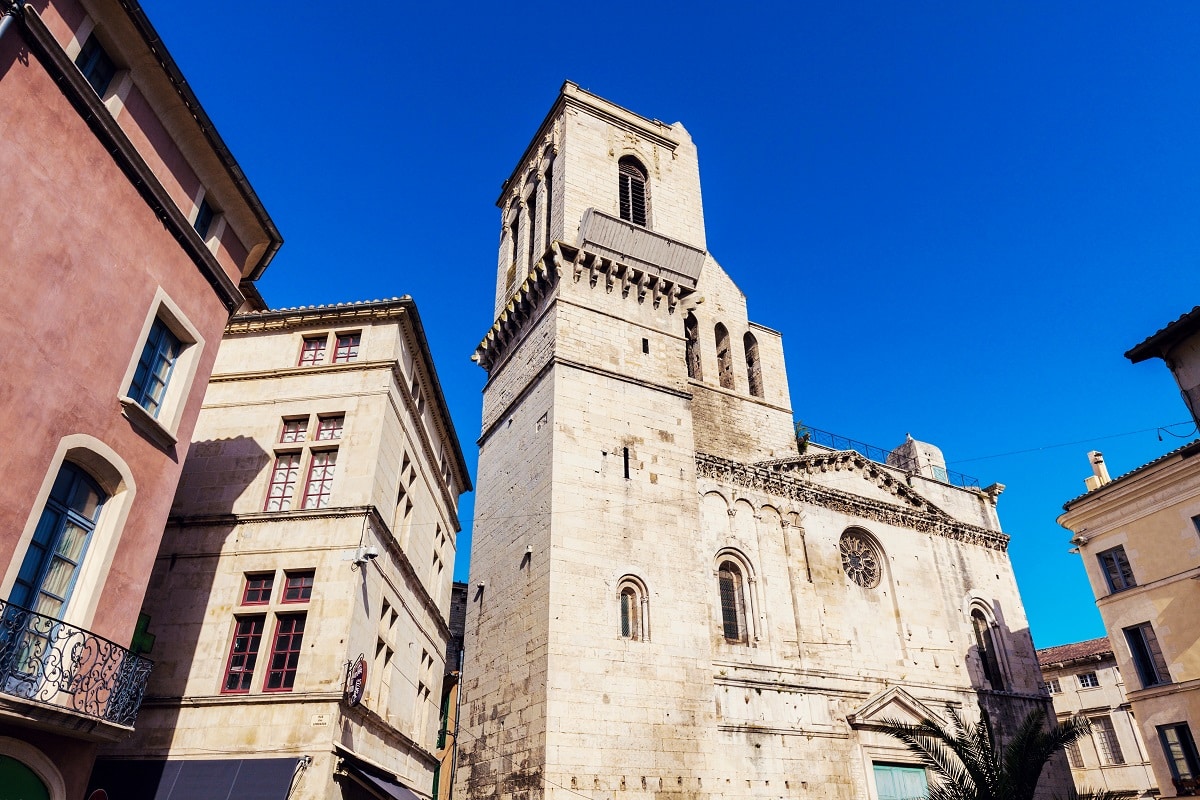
[457,82,1059,800]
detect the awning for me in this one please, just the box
[336,751,424,800]
[87,757,299,800]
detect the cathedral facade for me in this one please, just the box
[457,82,1058,800]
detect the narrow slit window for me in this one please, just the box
[714,323,734,390]
[618,156,648,226]
[685,313,702,380]
[744,332,763,398]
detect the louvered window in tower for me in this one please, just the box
[618,157,648,226]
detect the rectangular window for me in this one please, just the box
[302,450,337,509]
[1046,677,1062,694]
[264,613,306,692]
[1098,545,1136,593]
[193,198,215,238]
[1159,723,1200,788]
[298,336,327,366]
[222,615,265,693]
[332,333,360,363]
[1091,715,1125,765]
[1066,740,1085,769]
[283,570,314,603]
[1125,622,1171,688]
[75,35,116,97]
[127,318,183,418]
[1078,671,1099,688]
[315,415,344,441]
[265,453,301,512]
[242,573,274,605]
[280,418,307,443]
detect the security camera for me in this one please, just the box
[354,545,379,564]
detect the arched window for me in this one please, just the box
[617,575,648,641]
[505,203,520,290]
[744,332,763,398]
[685,312,702,380]
[717,561,748,643]
[618,156,648,227]
[714,323,734,390]
[10,463,107,619]
[971,608,1005,690]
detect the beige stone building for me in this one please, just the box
[90,298,471,800]
[456,82,1063,800]
[1038,637,1158,796]
[1059,307,1200,798]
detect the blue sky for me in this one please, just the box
[142,1,1200,648]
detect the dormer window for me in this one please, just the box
[618,156,648,227]
[75,34,117,97]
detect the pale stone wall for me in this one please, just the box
[462,85,1059,800]
[1042,653,1159,796]
[102,301,466,800]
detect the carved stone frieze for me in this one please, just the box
[699,452,1010,552]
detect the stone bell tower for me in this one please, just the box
[458,82,789,800]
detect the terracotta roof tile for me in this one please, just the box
[1126,305,1200,362]
[1037,636,1112,667]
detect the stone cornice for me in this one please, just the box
[697,453,1010,552]
[1059,446,1200,537]
[474,241,696,372]
[224,298,410,334]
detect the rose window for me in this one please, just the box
[839,532,881,588]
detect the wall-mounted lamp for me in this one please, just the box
[353,544,379,568]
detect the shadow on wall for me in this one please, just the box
[98,437,270,761]
[963,605,1074,798]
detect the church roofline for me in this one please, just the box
[495,81,685,207]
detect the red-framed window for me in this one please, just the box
[265,453,301,512]
[283,570,314,603]
[280,418,307,443]
[302,450,337,509]
[242,573,274,605]
[298,336,327,366]
[332,333,360,363]
[264,613,306,692]
[222,615,265,693]
[315,415,344,441]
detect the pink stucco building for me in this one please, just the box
[0,1,280,796]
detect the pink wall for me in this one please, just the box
[0,27,226,647]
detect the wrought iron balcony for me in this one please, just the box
[0,599,152,728]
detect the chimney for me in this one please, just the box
[1084,451,1111,491]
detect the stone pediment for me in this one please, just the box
[846,686,947,730]
[764,451,941,515]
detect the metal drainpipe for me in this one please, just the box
[0,4,19,43]
[447,648,464,800]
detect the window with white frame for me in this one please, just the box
[1077,671,1099,689]
[1090,715,1125,765]
[119,292,204,447]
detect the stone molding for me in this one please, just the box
[475,241,696,372]
[697,453,1010,552]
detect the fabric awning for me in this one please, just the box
[87,757,299,800]
[336,751,424,800]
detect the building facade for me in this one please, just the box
[0,1,279,796]
[1059,307,1200,798]
[456,83,1062,800]
[89,299,470,800]
[1038,637,1158,797]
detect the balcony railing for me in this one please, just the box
[0,599,152,727]
[796,423,980,489]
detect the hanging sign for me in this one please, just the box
[346,654,367,707]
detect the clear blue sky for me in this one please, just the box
[142,1,1200,649]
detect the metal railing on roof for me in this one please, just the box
[795,423,980,489]
[0,599,152,727]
